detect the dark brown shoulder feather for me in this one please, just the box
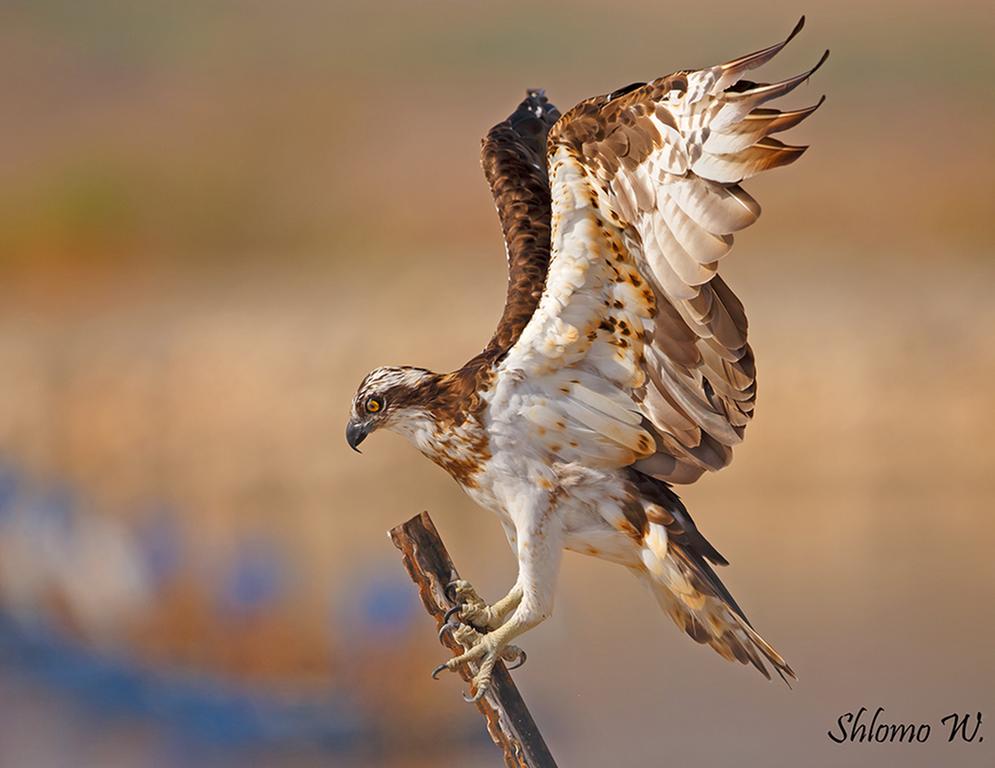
[477,89,559,362]
[440,91,560,420]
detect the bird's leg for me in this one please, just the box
[442,520,524,633]
[446,579,523,632]
[434,506,562,701]
[447,623,525,669]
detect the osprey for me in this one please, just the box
[347,19,825,700]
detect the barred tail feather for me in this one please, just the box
[627,470,795,683]
[639,533,795,684]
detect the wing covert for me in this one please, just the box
[497,18,826,484]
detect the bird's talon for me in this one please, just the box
[444,579,467,603]
[463,686,487,703]
[443,604,461,624]
[451,623,480,648]
[506,649,527,670]
[438,621,457,641]
[431,662,450,680]
[466,617,488,633]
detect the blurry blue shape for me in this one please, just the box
[134,506,183,589]
[0,467,372,756]
[356,576,419,638]
[153,677,267,747]
[31,482,78,536]
[149,675,364,750]
[0,612,148,715]
[219,540,286,617]
[0,459,19,520]
[0,610,366,751]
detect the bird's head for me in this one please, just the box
[345,365,439,452]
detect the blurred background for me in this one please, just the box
[1,1,993,766]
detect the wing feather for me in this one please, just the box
[472,90,560,367]
[496,18,825,483]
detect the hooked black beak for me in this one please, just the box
[346,419,369,453]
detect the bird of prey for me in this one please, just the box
[347,18,825,700]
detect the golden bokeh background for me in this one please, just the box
[1,1,993,766]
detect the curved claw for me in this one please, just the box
[438,621,457,641]
[443,604,461,625]
[506,650,527,671]
[463,687,485,703]
[445,581,461,603]
[431,662,450,680]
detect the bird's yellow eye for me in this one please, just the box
[366,397,382,413]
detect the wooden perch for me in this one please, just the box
[388,512,558,768]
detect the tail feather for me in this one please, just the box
[629,469,795,684]
[641,550,795,684]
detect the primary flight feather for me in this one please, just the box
[347,18,826,699]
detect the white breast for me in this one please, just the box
[461,387,641,567]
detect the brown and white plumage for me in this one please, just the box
[512,17,826,485]
[348,19,825,696]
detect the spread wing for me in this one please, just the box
[474,90,560,365]
[495,18,826,483]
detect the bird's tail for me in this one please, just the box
[628,471,795,684]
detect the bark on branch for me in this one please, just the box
[388,511,558,768]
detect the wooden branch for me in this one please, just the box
[388,511,558,768]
